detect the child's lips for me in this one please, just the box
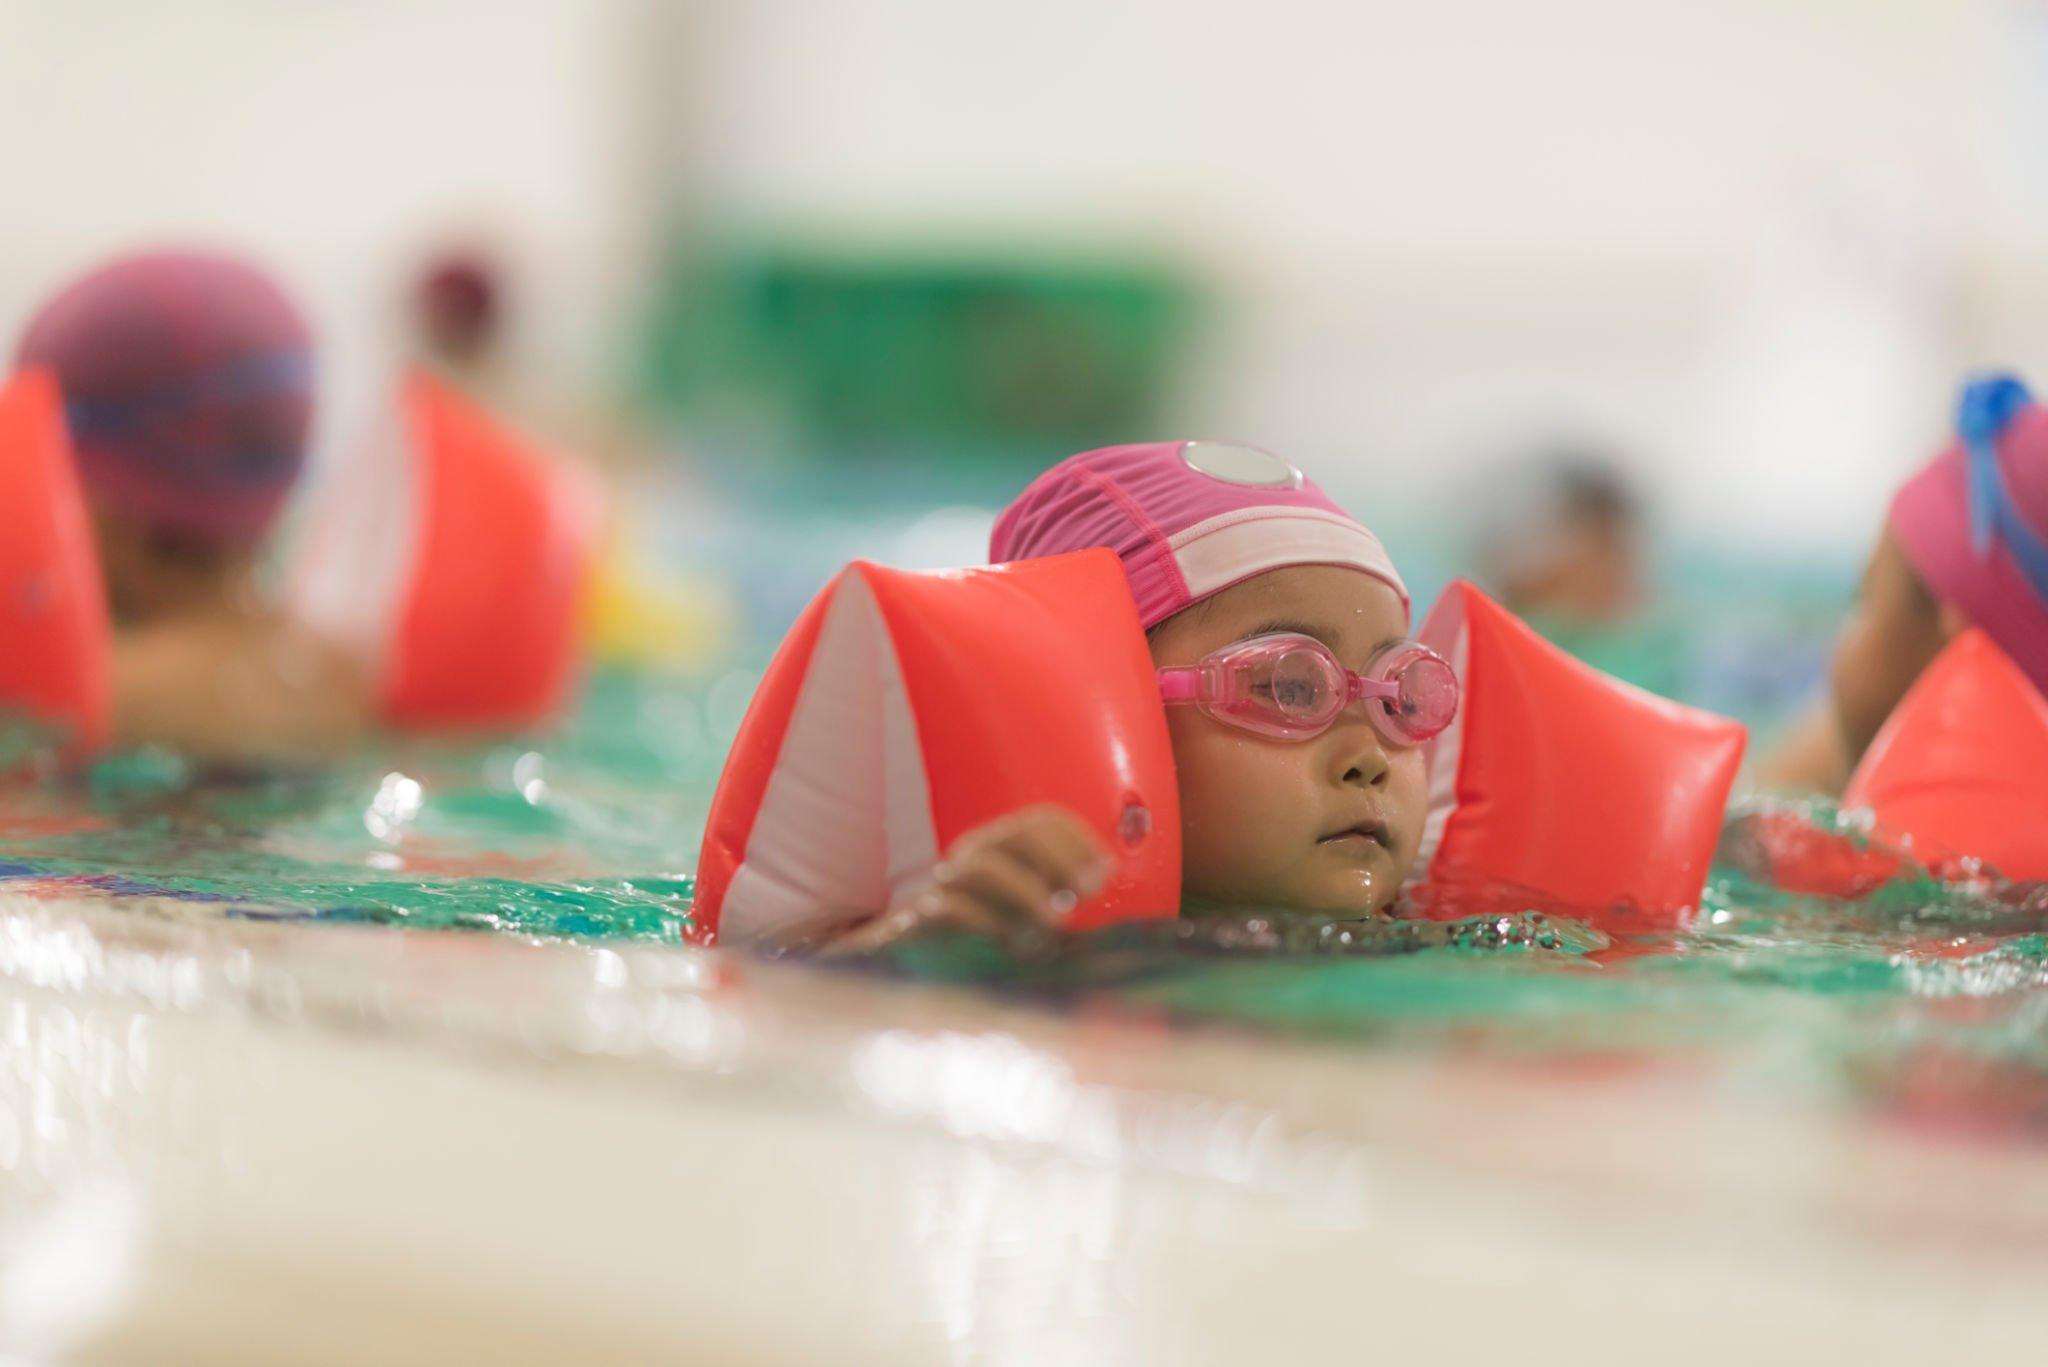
[1317,818,1391,852]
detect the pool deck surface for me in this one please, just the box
[0,893,2044,1364]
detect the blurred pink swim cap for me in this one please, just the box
[15,249,315,548]
[989,440,1407,630]
[1890,373,2048,694]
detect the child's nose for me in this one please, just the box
[1334,725,1391,788]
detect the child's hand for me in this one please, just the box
[817,804,1115,957]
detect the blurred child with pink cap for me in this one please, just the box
[15,249,372,759]
[1762,373,2048,791]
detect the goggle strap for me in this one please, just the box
[1959,373,2048,605]
[1156,666,1203,705]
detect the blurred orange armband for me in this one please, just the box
[0,369,111,756]
[286,370,604,732]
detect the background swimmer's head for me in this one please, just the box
[991,441,1428,916]
[1473,449,1643,628]
[16,249,314,618]
[412,250,504,369]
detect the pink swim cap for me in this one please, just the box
[989,440,1407,630]
[15,249,314,547]
[1890,374,2048,695]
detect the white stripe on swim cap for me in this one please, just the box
[1167,506,1409,612]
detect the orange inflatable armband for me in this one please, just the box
[0,369,110,754]
[1843,630,2048,880]
[1737,809,1906,900]
[1406,580,1747,932]
[289,371,602,731]
[692,549,1180,947]
[383,373,603,728]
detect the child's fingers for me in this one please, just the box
[938,846,1068,929]
[944,806,1041,862]
[915,886,1015,939]
[823,804,1117,956]
[998,808,1115,901]
[816,886,1008,956]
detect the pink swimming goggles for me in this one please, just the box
[1156,633,1459,745]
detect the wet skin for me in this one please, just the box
[1146,565,1426,917]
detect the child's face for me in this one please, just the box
[1148,565,1428,916]
[94,512,254,625]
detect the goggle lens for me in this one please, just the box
[1265,646,1344,727]
[1377,649,1459,744]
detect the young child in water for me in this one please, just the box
[820,440,1455,954]
[1760,375,2048,792]
[15,250,372,761]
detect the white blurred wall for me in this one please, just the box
[678,0,2048,550]
[9,0,2048,551]
[0,0,654,463]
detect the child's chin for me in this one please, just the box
[1280,866,1402,918]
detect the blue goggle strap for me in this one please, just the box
[1957,372,2048,604]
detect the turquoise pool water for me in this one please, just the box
[4,664,2047,1148]
[8,494,2039,1143]
[0,669,716,942]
